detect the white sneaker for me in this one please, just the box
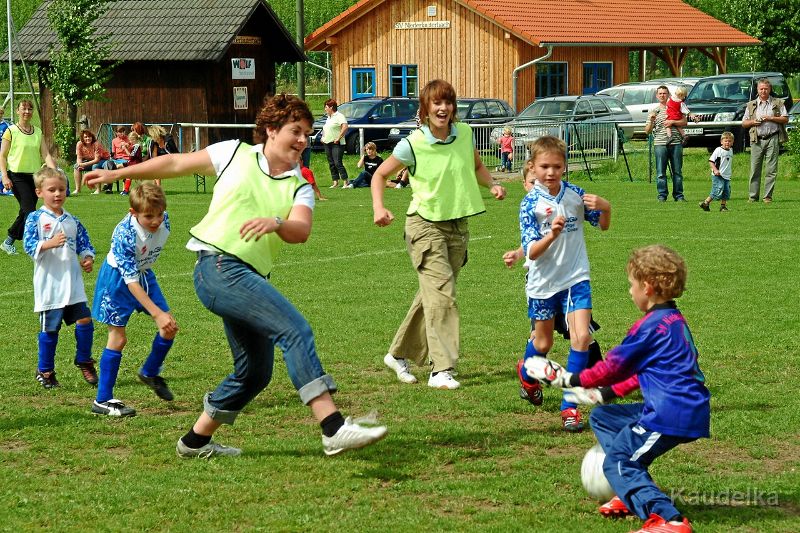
[383,353,417,384]
[1,241,17,255]
[322,414,387,456]
[428,370,460,390]
[395,183,403,189]
[176,438,242,458]
[92,188,100,195]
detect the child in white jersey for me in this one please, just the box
[23,168,97,389]
[699,131,734,212]
[91,182,178,417]
[511,136,611,432]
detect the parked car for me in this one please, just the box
[597,78,697,138]
[683,72,793,152]
[787,100,800,135]
[311,96,418,154]
[387,97,515,148]
[489,94,631,154]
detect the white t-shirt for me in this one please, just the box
[709,146,733,180]
[187,140,314,252]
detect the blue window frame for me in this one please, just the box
[583,63,613,94]
[352,68,376,99]
[389,65,418,97]
[536,62,568,98]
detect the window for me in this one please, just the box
[351,68,376,99]
[589,98,610,117]
[536,63,567,98]
[583,63,613,94]
[485,100,506,118]
[389,65,419,97]
[574,100,592,120]
[468,101,488,119]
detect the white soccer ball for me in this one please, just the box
[581,443,615,501]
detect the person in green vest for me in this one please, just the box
[85,93,387,458]
[370,79,507,390]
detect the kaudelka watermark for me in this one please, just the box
[670,487,779,506]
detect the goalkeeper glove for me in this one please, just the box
[523,357,572,388]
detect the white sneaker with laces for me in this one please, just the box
[322,413,387,456]
[428,370,460,390]
[1,241,17,255]
[383,353,417,384]
[92,399,136,417]
[176,438,242,458]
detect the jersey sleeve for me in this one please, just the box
[163,211,171,232]
[519,193,541,255]
[578,323,652,388]
[111,222,140,283]
[74,216,95,259]
[22,211,43,259]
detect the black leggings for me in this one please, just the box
[7,171,37,241]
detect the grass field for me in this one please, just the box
[0,147,799,532]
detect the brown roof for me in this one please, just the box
[306,0,760,49]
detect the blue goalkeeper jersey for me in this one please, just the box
[580,302,711,439]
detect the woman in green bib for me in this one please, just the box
[370,79,506,390]
[86,94,387,458]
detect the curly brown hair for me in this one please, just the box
[79,129,97,144]
[253,94,313,142]
[626,245,687,300]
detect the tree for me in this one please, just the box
[40,0,117,161]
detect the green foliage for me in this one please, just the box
[40,0,117,159]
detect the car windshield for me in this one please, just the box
[519,100,575,118]
[337,102,377,120]
[687,79,751,103]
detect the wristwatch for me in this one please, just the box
[274,216,284,227]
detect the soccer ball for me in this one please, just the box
[581,444,615,501]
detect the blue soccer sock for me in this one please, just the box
[96,348,123,403]
[561,348,589,410]
[140,333,174,378]
[520,340,547,384]
[37,331,59,373]
[74,322,94,364]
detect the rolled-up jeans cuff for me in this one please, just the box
[298,374,337,405]
[203,392,240,425]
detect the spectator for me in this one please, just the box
[644,86,688,202]
[0,99,58,255]
[321,99,349,188]
[73,129,111,195]
[346,142,383,188]
[147,125,168,187]
[131,122,152,163]
[742,78,788,203]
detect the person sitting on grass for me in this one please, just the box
[345,142,383,188]
[23,168,97,389]
[85,93,387,458]
[525,244,710,533]
[90,182,178,417]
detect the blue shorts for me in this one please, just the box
[709,175,730,200]
[92,261,169,327]
[39,302,91,332]
[528,280,593,322]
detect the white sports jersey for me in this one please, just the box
[106,212,170,284]
[23,207,95,312]
[709,146,733,180]
[519,181,601,299]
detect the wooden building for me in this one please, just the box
[305,0,760,111]
[6,0,304,152]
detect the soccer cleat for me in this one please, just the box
[720,205,729,212]
[631,514,693,533]
[74,359,99,386]
[36,370,60,389]
[120,191,129,196]
[92,399,136,417]
[561,407,585,432]
[176,439,242,459]
[428,370,460,390]
[322,414,388,456]
[517,360,543,406]
[383,353,418,384]
[138,372,174,401]
[599,496,632,518]
[1,241,18,255]
[699,202,710,211]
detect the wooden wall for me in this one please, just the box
[324,0,631,111]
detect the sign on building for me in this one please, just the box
[233,87,248,110]
[232,58,256,80]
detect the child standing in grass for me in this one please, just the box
[23,168,97,389]
[90,182,178,417]
[525,244,710,533]
[512,136,611,432]
[700,131,734,212]
[497,127,514,172]
[86,93,387,457]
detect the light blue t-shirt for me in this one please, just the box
[392,123,470,170]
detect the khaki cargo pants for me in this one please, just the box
[389,215,469,373]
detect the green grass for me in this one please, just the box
[1,148,799,531]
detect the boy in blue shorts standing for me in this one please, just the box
[23,168,97,388]
[699,131,734,212]
[526,245,710,533]
[512,136,611,431]
[92,182,178,416]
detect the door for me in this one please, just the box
[583,63,613,94]
[352,68,376,99]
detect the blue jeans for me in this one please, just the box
[194,254,336,424]
[654,144,684,200]
[501,151,512,171]
[590,403,695,520]
[350,171,372,188]
[324,143,348,183]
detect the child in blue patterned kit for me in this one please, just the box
[91,182,178,417]
[23,168,97,389]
